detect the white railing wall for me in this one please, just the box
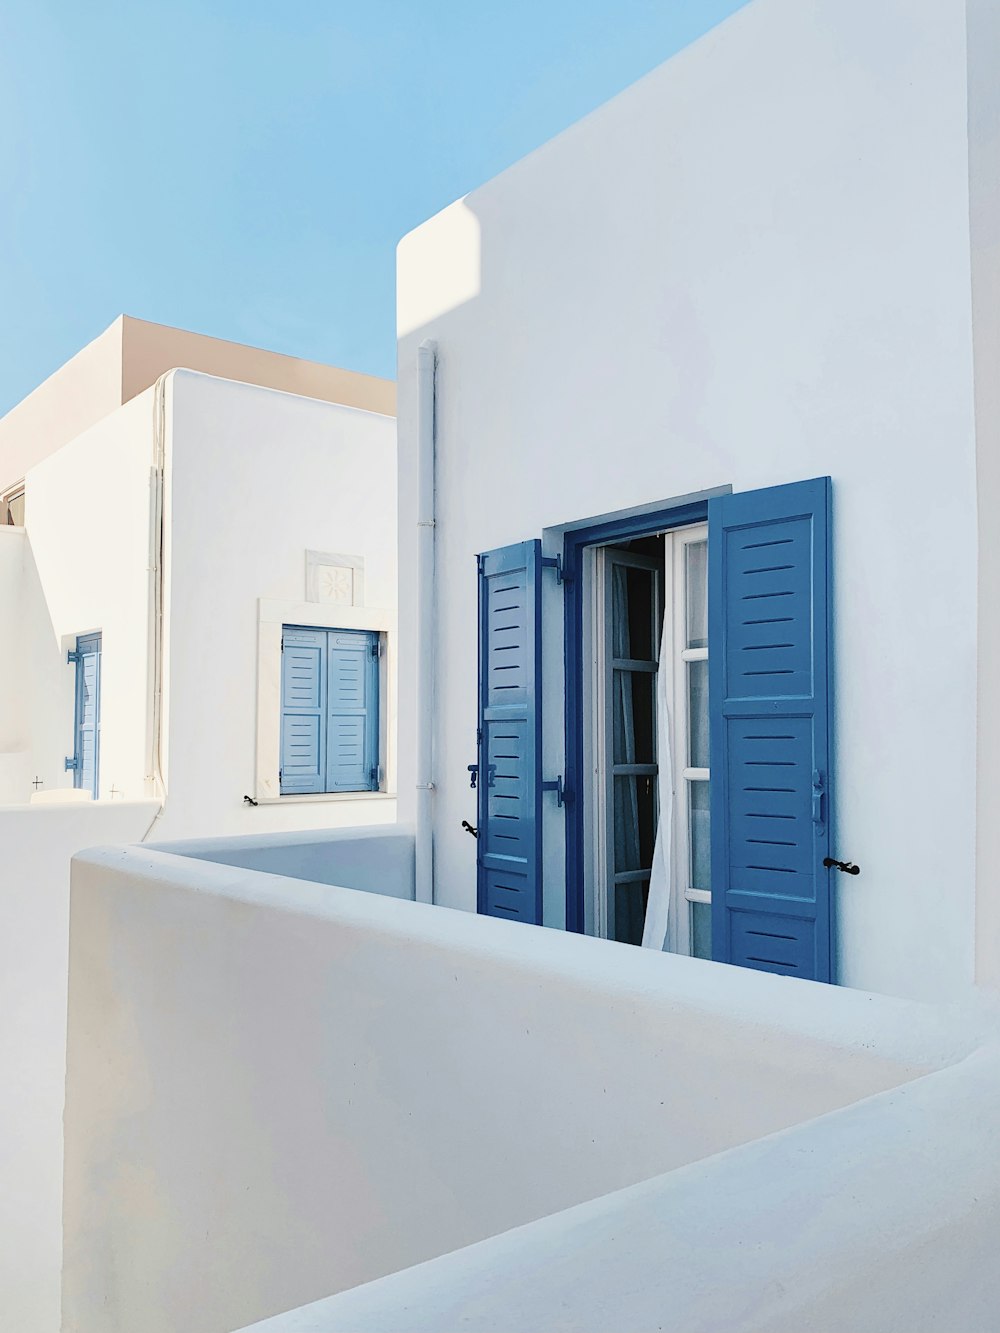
[61,837,974,1333]
[0,800,160,1333]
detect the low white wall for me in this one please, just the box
[62,841,970,1333]
[153,370,398,842]
[151,825,415,897]
[242,1041,1000,1333]
[0,800,160,1333]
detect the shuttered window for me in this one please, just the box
[280,626,380,795]
[69,633,102,798]
[475,541,544,923]
[708,477,833,982]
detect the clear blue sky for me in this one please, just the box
[0,0,749,412]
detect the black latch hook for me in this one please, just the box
[824,856,860,875]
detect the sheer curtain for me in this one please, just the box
[641,570,674,951]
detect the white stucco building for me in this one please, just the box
[0,315,398,834]
[0,317,397,1332]
[36,0,1000,1331]
[394,0,1000,1006]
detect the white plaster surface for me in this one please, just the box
[154,370,398,840]
[395,0,980,1003]
[0,801,159,1333]
[21,390,154,800]
[241,1040,1000,1333]
[150,824,415,897]
[62,838,974,1333]
[0,528,28,802]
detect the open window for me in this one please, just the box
[476,478,834,983]
[2,482,25,527]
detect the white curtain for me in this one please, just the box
[641,601,674,951]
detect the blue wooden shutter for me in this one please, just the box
[476,541,543,923]
[708,478,833,982]
[326,630,379,792]
[73,633,102,798]
[280,628,327,794]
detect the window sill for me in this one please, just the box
[253,791,397,807]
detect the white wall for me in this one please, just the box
[23,390,155,800]
[396,0,979,1002]
[0,528,29,802]
[968,0,1000,992]
[153,370,398,841]
[0,801,159,1333]
[63,840,967,1333]
[241,1040,1000,1333]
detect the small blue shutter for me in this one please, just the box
[73,633,102,798]
[708,478,833,982]
[280,628,327,794]
[476,541,543,923]
[326,630,379,792]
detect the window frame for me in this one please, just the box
[279,624,382,797]
[663,523,710,958]
[254,598,395,805]
[2,481,25,527]
[561,489,729,934]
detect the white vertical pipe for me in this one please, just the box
[415,340,438,903]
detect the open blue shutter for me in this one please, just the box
[708,477,833,982]
[476,541,543,923]
[280,628,327,794]
[74,633,101,798]
[326,630,379,792]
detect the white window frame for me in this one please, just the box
[2,481,25,527]
[254,598,396,804]
[663,522,710,957]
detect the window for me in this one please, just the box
[475,478,834,982]
[67,633,102,798]
[280,626,381,795]
[665,526,711,960]
[2,483,25,527]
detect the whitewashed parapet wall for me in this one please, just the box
[62,838,977,1333]
[0,801,160,1333]
[395,0,988,1002]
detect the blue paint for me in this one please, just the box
[707,477,833,982]
[476,541,543,923]
[562,497,713,934]
[70,633,102,798]
[280,626,380,795]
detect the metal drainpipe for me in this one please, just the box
[414,341,438,903]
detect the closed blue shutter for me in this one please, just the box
[708,477,833,982]
[280,628,327,794]
[476,541,543,923]
[326,630,379,792]
[73,633,101,798]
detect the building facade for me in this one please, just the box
[395,0,999,1005]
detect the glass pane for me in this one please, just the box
[613,670,655,765]
[688,658,709,769]
[612,564,655,662]
[614,878,649,946]
[686,540,707,649]
[691,900,712,959]
[689,779,711,890]
[613,774,657,874]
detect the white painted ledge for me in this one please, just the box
[239,1042,1000,1333]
